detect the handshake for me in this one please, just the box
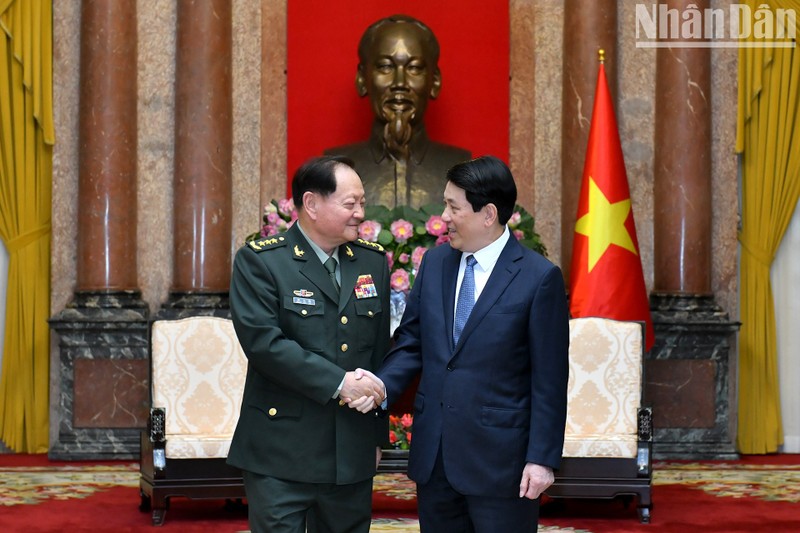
[340,368,385,414]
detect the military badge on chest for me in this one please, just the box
[354,274,377,299]
[292,289,315,306]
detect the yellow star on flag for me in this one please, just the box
[574,176,637,271]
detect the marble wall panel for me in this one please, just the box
[618,1,657,296]
[51,1,80,316]
[73,358,149,427]
[260,0,288,211]
[137,0,176,312]
[533,0,565,265]
[646,359,717,428]
[233,1,263,248]
[509,0,537,212]
[50,0,81,451]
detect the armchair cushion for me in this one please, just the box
[151,316,248,459]
[563,317,643,458]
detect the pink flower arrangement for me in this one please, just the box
[358,220,382,242]
[425,215,447,236]
[390,219,414,243]
[249,200,546,293]
[357,207,450,291]
[277,198,296,218]
[360,203,544,292]
[411,246,427,271]
[252,200,298,239]
[390,269,411,292]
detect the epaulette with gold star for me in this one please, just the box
[246,235,287,252]
[352,238,386,254]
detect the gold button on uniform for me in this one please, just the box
[367,310,374,317]
[340,316,348,324]
[268,408,277,417]
[341,343,348,352]
[301,309,308,316]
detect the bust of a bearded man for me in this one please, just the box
[324,14,471,209]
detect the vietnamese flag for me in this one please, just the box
[569,61,654,351]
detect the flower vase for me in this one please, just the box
[389,289,407,336]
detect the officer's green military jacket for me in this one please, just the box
[227,223,391,485]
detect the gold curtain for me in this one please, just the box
[0,0,53,453]
[736,0,800,454]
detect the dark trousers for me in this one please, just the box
[416,447,539,533]
[242,470,373,533]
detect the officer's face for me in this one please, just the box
[314,165,366,248]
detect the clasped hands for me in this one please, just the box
[340,368,385,413]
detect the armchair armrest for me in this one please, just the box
[636,406,653,476]
[148,407,167,475]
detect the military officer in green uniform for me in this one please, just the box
[228,155,391,533]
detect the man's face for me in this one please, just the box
[361,24,440,131]
[313,165,366,248]
[441,182,489,253]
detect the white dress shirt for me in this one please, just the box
[453,225,511,309]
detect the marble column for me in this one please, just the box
[560,0,617,284]
[163,0,233,317]
[49,0,149,460]
[648,0,739,459]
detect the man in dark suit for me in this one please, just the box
[351,155,570,532]
[227,155,390,533]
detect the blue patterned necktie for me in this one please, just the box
[453,255,477,345]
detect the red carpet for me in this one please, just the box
[540,454,800,532]
[1,454,799,532]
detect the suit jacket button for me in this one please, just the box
[447,365,454,371]
[341,316,348,324]
[341,343,348,352]
[268,408,277,417]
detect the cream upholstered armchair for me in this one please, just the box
[546,317,653,523]
[139,316,248,526]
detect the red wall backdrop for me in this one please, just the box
[286,1,510,195]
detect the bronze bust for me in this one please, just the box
[324,14,471,208]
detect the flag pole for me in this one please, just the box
[598,48,605,64]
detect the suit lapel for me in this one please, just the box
[452,238,523,354]
[441,247,461,352]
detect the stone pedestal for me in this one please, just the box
[646,293,740,460]
[156,292,230,320]
[48,291,149,460]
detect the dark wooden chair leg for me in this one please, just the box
[638,505,651,523]
[152,507,167,526]
[150,493,169,526]
[139,491,151,512]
